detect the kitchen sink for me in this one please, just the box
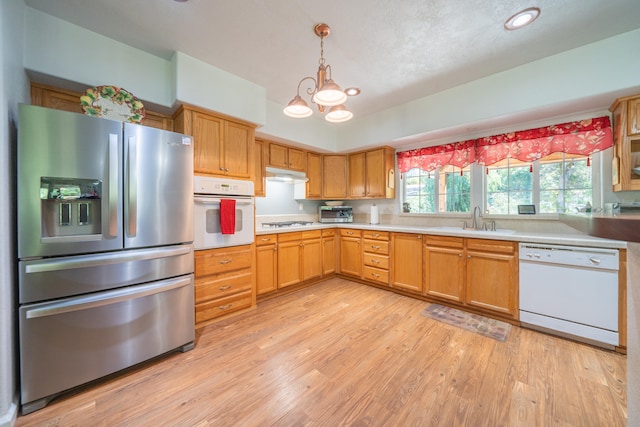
[426,226,516,235]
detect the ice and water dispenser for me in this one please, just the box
[40,177,102,238]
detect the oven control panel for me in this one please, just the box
[194,176,254,196]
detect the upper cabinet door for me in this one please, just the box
[322,155,348,199]
[192,111,224,175]
[348,152,366,198]
[224,121,253,179]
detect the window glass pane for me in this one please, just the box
[486,158,532,214]
[442,167,470,212]
[401,166,469,214]
[539,153,592,213]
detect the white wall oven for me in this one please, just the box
[194,176,255,250]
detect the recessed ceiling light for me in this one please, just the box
[345,87,361,96]
[504,7,540,30]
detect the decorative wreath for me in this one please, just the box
[80,85,145,123]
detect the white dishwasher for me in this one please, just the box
[519,243,619,349]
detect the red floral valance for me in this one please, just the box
[397,140,475,173]
[397,116,613,172]
[475,116,613,166]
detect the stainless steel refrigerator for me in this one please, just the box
[17,104,195,414]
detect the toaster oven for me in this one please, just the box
[319,206,353,223]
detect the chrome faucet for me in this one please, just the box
[471,206,482,230]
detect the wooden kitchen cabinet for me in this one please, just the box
[277,230,322,289]
[254,139,267,197]
[194,245,255,327]
[173,104,255,179]
[322,229,336,276]
[391,232,423,293]
[348,147,396,199]
[339,229,362,277]
[348,152,366,198]
[268,143,307,171]
[361,230,390,285]
[306,152,323,199]
[323,155,348,199]
[255,234,277,295]
[423,235,518,320]
[464,239,518,318]
[30,82,173,130]
[610,94,640,191]
[424,235,465,303]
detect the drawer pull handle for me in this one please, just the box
[371,259,379,264]
[373,233,380,237]
[371,273,380,278]
[219,259,232,264]
[371,245,380,250]
[218,304,232,310]
[219,285,231,291]
[260,238,271,242]
[347,231,354,235]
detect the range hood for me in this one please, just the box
[265,167,308,183]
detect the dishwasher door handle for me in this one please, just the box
[589,257,601,265]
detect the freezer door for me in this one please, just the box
[124,123,194,249]
[18,105,124,258]
[18,244,194,304]
[19,274,195,414]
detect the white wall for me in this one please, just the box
[172,52,267,126]
[0,1,29,425]
[24,8,172,108]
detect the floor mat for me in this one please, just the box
[420,303,511,342]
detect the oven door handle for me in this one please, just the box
[25,276,192,319]
[194,197,254,205]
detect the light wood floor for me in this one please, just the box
[16,278,626,426]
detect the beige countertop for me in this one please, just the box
[256,221,626,249]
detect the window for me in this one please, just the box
[402,165,471,213]
[485,153,592,214]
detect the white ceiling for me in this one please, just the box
[24,0,640,120]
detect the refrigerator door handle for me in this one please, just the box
[108,133,119,237]
[24,245,192,274]
[127,136,138,237]
[25,276,192,319]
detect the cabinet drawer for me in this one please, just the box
[363,266,389,285]
[363,230,389,241]
[363,239,389,254]
[195,269,252,303]
[466,238,515,254]
[256,234,277,246]
[322,229,336,237]
[195,247,252,276]
[340,229,362,238]
[195,291,252,324]
[424,235,464,249]
[364,253,389,269]
[278,229,321,242]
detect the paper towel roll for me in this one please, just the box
[370,204,379,224]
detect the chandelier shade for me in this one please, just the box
[283,23,358,123]
[283,95,313,118]
[313,80,347,106]
[325,104,353,123]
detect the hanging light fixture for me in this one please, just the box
[283,23,359,123]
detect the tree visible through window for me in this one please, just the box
[485,153,592,214]
[402,165,470,213]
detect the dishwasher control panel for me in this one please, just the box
[519,243,619,270]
